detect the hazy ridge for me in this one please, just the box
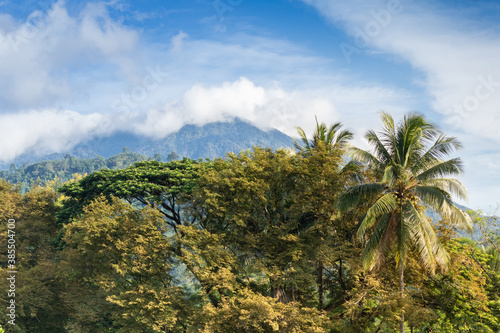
[0,119,294,169]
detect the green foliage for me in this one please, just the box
[293,117,353,153]
[0,114,498,332]
[0,181,68,332]
[423,238,500,332]
[338,112,472,332]
[58,158,207,229]
[0,151,151,193]
[62,197,180,332]
[199,288,330,333]
[340,112,470,271]
[194,148,309,303]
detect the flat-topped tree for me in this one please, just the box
[337,112,472,332]
[58,158,208,232]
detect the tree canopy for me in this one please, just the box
[0,113,498,333]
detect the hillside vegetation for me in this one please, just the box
[0,114,498,333]
[0,149,155,193]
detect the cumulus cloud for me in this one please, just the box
[131,77,338,138]
[0,76,411,163]
[121,74,412,142]
[0,0,410,123]
[0,109,110,162]
[0,78,327,161]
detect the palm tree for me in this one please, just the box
[337,112,472,333]
[293,116,353,153]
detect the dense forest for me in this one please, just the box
[1,113,499,332]
[0,149,180,193]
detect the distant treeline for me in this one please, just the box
[0,148,179,192]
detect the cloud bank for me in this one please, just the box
[0,77,337,162]
[0,2,414,163]
[0,109,109,162]
[0,70,413,163]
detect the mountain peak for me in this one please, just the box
[1,119,294,169]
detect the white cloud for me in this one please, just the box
[0,1,139,110]
[0,1,415,116]
[126,75,414,141]
[100,27,415,139]
[0,76,412,163]
[119,77,340,138]
[0,109,110,162]
[170,30,188,53]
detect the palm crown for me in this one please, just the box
[338,112,471,272]
[293,116,353,153]
[337,112,472,332]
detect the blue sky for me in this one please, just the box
[0,0,499,210]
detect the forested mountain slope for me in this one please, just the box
[0,119,294,169]
[0,151,150,192]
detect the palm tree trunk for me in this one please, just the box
[399,258,405,333]
[398,197,405,333]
